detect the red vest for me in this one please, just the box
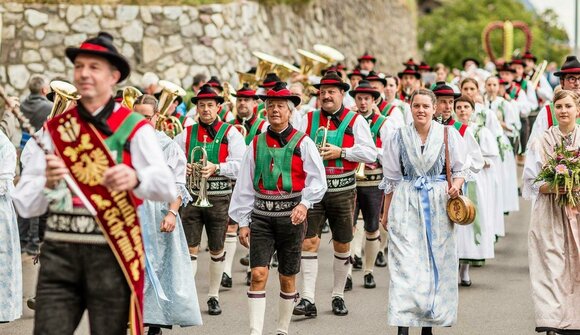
[185,120,231,163]
[305,107,358,171]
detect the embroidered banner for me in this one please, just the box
[47,109,144,335]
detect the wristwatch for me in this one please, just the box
[340,149,347,159]
[168,209,178,217]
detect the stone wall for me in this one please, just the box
[0,0,417,96]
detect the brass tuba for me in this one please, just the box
[313,116,332,151]
[188,135,213,207]
[48,81,81,119]
[155,80,186,138]
[121,86,142,110]
[313,44,345,65]
[297,49,328,77]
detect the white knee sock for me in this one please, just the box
[209,250,226,298]
[332,251,352,299]
[223,233,238,277]
[277,291,297,335]
[248,291,266,335]
[379,224,388,251]
[300,252,318,303]
[190,254,198,278]
[364,231,380,274]
[351,219,364,258]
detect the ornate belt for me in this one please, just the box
[45,208,107,244]
[253,192,302,217]
[357,167,384,187]
[191,176,232,196]
[326,170,356,193]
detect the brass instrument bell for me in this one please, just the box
[313,44,345,65]
[313,116,332,151]
[297,49,328,76]
[121,86,142,110]
[188,135,213,208]
[48,81,81,119]
[155,80,186,138]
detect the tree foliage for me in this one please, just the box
[419,0,571,69]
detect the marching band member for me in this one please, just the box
[454,95,497,286]
[348,80,397,289]
[133,95,202,335]
[206,76,235,122]
[366,71,406,128]
[174,84,245,316]
[221,84,268,288]
[484,76,520,213]
[357,52,376,74]
[397,66,421,104]
[256,73,282,117]
[229,82,326,335]
[511,58,539,156]
[522,51,554,103]
[380,89,468,335]
[12,32,177,335]
[528,56,580,148]
[293,71,376,317]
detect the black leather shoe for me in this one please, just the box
[375,251,387,267]
[398,327,409,335]
[207,297,222,315]
[245,271,251,286]
[26,297,36,310]
[460,280,472,287]
[421,327,433,335]
[271,252,279,268]
[240,253,250,266]
[293,298,317,317]
[321,222,330,233]
[364,273,376,289]
[344,275,352,291]
[353,255,363,270]
[331,296,348,316]
[147,326,162,335]
[221,273,232,288]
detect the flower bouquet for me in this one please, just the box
[535,140,580,206]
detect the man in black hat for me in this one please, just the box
[357,52,376,74]
[205,76,234,122]
[173,84,245,316]
[348,80,397,289]
[221,83,269,289]
[229,82,326,335]
[523,51,554,104]
[397,66,421,103]
[256,73,282,117]
[293,71,376,317]
[529,55,580,147]
[366,72,405,129]
[12,31,177,335]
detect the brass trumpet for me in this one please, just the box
[155,80,186,138]
[121,86,142,110]
[313,116,332,151]
[48,81,81,119]
[188,135,213,208]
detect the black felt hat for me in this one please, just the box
[348,80,381,99]
[555,55,580,77]
[259,73,281,88]
[233,83,259,99]
[431,81,460,98]
[365,71,387,86]
[191,84,224,104]
[397,66,421,79]
[257,82,301,106]
[65,32,130,83]
[313,71,350,91]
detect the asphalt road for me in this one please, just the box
[1,197,535,335]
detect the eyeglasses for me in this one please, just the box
[565,76,580,83]
[143,114,155,120]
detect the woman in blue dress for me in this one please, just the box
[380,89,468,335]
[133,95,202,335]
